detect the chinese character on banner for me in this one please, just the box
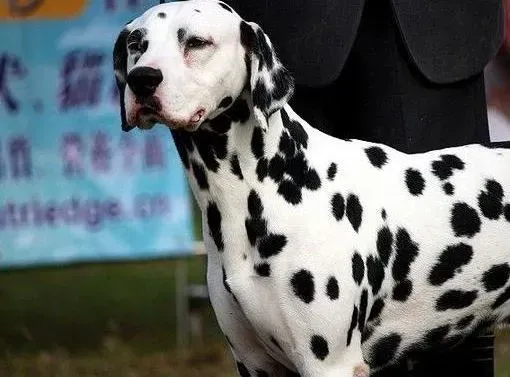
[91,131,111,173]
[9,136,32,179]
[59,49,104,111]
[120,133,139,171]
[0,53,28,114]
[144,134,166,169]
[61,133,84,177]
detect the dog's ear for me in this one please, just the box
[240,21,294,130]
[113,26,134,132]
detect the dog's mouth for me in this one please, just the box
[134,96,163,129]
[131,96,207,131]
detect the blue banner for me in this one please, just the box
[0,0,194,268]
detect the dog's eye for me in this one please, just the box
[128,39,148,54]
[185,37,211,49]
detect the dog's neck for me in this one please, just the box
[171,90,301,211]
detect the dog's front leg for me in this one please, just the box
[205,226,291,377]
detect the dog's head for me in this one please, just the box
[113,0,293,132]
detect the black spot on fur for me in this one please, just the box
[248,190,263,218]
[478,179,504,219]
[482,263,510,292]
[392,279,413,301]
[171,130,193,169]
[256,158,269,181]
[347,305,359,346]
[207,202,224,251]
[245,218,267,246]
[352,252,365,285]
[425,325,450,345]
[209,115,231,133]
[428,243,473,286]
[361,325,375,344]
[456,315,475,330]
[268,155,285,181]
[253,79,271,112]
[218,96,233,108]
[230,154,243,180]
[271,67,293,102]
[240,21,256,50]
[304,169,321,190]
[219,2,233,12]
[365,146,388,168]
[258,234,287,258]
[284,151,307,184]
[368,298,384,321]
[358,289,369,332]
[367,255,385,295]
[291,269,315,304]
[236,362,250,377]
[327,163,337,180]
[177,28,186,44]
[278,179,302,205]
[436,289,478,311]
[331,193,345,221]
[443,182,454,195]
[191,161,209,190]
[346,194,363,232]
[451,202,481,238]
[431,154,465,180]
[405,168,425,195]
[192,130,227,172]
[255,28,274,71]
[251,127,265,159]
[370,333,402,367]
[278,131,296,157]
[226,98,250,123]
[376,227,393,266]
[157,12,166,18]
[326,276,339,300]
[310,335,329,361]
[381,209,387,220]
[392,228,419,281]
[493,286,510,309]
[281,108,308,148]
[504,203,510,222]
[256,371,269,377]
[255,263,271,277]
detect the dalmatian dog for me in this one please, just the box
[112,1,510,376]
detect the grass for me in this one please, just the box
[0,258,211,354]
[0,258,509,377]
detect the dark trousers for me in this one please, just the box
[288,0,495,376]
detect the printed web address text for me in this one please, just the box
[0,194,171,232]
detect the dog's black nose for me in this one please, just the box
[127,66,163,97]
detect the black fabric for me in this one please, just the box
[227,0,503,87]
[390,0,503,84]
[289,0,490,153]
